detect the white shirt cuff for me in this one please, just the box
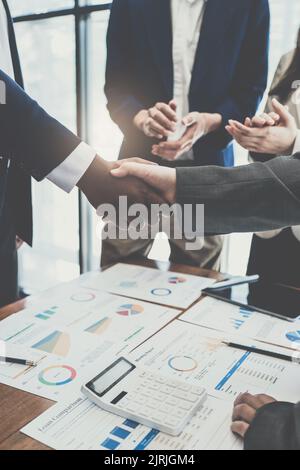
[47,142,96,193]
[292,130,300,156]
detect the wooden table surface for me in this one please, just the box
[0,259,222,450]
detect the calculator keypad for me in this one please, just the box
[117,370,206,432]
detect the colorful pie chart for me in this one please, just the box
[168,276,187,285]
[117,303,144,317]
[38,365,77,386]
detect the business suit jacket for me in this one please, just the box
[105,0,270,168]
[0,0,81,245]
[177,152,300,235]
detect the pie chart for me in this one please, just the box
[71,292,96,302]
[168,276,187,285]
[38,365,77,386]
[286,331,300,344]
[117,303,144,317]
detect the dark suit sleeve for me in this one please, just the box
[244,402,300,450]
[0,69,81,181]
[105,0,145,138]
[199,0,270,153]
[176,152,300,234]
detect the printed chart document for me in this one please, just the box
[129,321,300,403]
[0,289,179,401]
[181,297,300,351]
[21,393,242,450]
[83,263,215,309]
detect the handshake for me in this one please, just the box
[78,156,177,212]
[78,98,299,213]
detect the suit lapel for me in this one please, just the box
[142,0,173,99]
[190,0,237,97]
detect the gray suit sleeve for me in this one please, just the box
[244,402,300,450]
[176,153,300,234]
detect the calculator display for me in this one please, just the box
[87,358,135,397]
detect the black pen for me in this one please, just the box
[222,341,298,363]
[0,356,37,367]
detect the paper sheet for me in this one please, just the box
[83,264,215,309]
[180,297,300,351]
[21,393,242,450]
[129,320,300,403]
[0,289,179,400]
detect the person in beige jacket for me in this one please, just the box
[227,27,300,286]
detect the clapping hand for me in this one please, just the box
[152,112,222,161]
[226,98,298,155]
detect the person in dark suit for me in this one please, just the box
[110,102,300,450]
[0,0,160,308]
[102,0,270,269]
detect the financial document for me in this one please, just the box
[180,297,300,351]
[0,289,179,400]
[21,393,242,450]
[83,264,215,309]
[129,321,300,403]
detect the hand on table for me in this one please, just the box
[77,156,164,210]
[111,159,177,204]
[231,392,276,439]
[152,112,222,161]
[226,98,298,155]
[133,100,178,139]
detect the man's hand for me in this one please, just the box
[152,112,222,161]
[231,393,276,439]
[133,100,177,139]
[77,156,164,209]
[111,160,177,204]
[226,99,298,155]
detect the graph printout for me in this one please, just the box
[0,290,179,400]
[83,264,215,309]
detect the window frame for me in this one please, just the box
[13,1,113,274]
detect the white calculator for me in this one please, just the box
[82,356,207,436]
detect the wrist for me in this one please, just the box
[286,129,299,156]
[205,113,222,133]
[133,110,148,131]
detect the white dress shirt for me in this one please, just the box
[170,0,206,160]
[0,2,95,192]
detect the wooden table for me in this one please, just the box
[0,260,222,450]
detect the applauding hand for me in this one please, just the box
[226,98,298,155]
[152,112,222,161]
[134,100,177,139]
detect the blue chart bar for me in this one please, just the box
[101,438,120,450]
[111,427,131,439]
[215,351,251,391]
[124,419,139,429]
[134,429,159,450]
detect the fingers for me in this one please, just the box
[144,116,168,139]
[232,404,256,424]
[149,106,177,132]
[271,98,293,125]
[234,392,276,408]
[112,158,157,169]
[231,421,249,438]
[169,99,177,112]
